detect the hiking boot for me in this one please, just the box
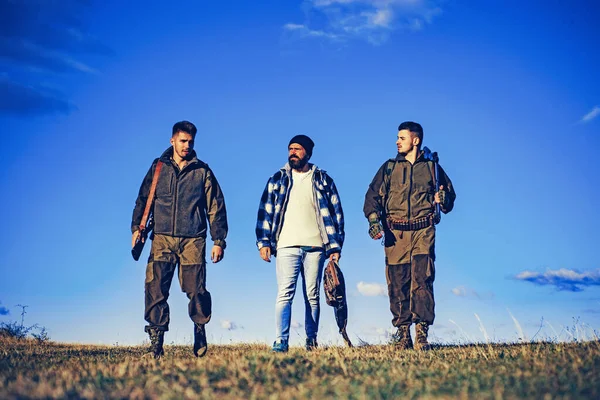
[148,328,164,359]
[391,325,413,350]
[193,323,208,357]
[272,339,289,353]
[305,337,318,351]
[415,322,432,351]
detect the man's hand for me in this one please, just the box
[132,230,143,248]
[259,247,271,262]
[434,185,446,206]
[329,252,340,263]
[367,213,383,240]
[211,245,224,263]
[369,222,383,240]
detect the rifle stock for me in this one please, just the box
[131,216,154,261]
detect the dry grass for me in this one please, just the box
[1,335,598,399]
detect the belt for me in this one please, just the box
[387,213,440,231]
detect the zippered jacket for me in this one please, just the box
[132,147,228,247]
[363,152,456,221]
[256,163,344,257]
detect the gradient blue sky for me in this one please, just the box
[1,0,599,346]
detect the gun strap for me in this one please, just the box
[139,161,163,230]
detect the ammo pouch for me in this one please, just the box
[387,213,440,231]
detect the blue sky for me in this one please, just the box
[1,0,599,346]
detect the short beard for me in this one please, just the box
[288,155,308,170]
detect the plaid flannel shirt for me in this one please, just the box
[256,164,345,257]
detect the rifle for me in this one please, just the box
[131,161,163,261]
[422,146,441,222]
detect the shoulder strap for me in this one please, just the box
[139,161,163,229]
[383,159,396,195]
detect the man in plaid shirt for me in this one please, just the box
[256,135,344,352]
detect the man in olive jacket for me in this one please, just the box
[364,121,456,351]
[131,120,228,358]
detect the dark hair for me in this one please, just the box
[172,121,197,138]
[398,121,423,147]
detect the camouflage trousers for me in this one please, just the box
[144,234,211,333]
[384,226,435,326]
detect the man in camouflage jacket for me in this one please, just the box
[364,121,456,350]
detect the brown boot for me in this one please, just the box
[391,325,413,350]
[415,322,432,351]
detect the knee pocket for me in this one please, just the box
[145,263,154,284]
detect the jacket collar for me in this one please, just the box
[159,147,200,166]
[394,150,427,163]
[281,163,319,175]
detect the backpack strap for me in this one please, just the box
[380,159,396,216]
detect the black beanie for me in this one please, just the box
[289,135,315,157]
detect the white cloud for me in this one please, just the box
[451,285,494,300]
[514,268,600,292]
[451,286,467,297]
[291,320,303,329]
[357,281,387,296]
[580,106,600,123]
[283,23,341,40]
[220,320,239,330]
[284,0,443,45]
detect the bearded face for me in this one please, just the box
[288,153,309,170]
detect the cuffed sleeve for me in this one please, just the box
[363,161,388,219]
[256,177,276,251]
[437,164,456,213]
[204,168,228,244]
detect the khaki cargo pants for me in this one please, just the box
[144,234,211,333]
[384,226,435,327]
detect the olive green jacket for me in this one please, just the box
[363,151,456,221]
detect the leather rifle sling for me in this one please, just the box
[139,161,163,230]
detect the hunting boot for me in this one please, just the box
[391,325,413,350]
[305,337,318,351]
[193,323,208,357]
[415,322,432,351]
[148,328,164,359]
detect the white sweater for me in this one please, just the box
[276,169,323,249]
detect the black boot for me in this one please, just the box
[148,328,164,359]
[305,337,318,351]
[193,323,208,357]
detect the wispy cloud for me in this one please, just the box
[451,285,495,300]
[580,106,600,123]
[0,0,110,116]
[514,268,600,292]
[284,0,443,45]
[357,281,387,296]
[360,326,394,339]
[220,320,240,330]
[0,76,74,116]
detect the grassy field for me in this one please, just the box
[1,336,598,399]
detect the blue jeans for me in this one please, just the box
[275,246,326,342]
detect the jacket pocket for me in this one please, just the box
[156,173,173,196]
